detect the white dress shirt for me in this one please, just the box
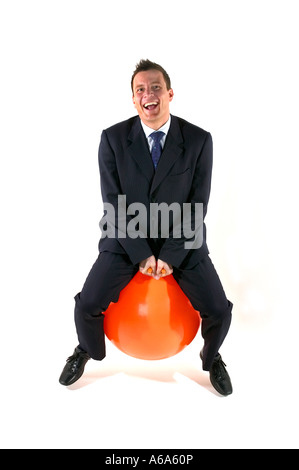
[140,116,171,152]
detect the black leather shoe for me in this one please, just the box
[59,347,90,386]
[200,350,233,396]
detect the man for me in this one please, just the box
[59,59,233,396]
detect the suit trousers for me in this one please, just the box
[74,251,232,371]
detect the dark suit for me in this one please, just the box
[74,115,232,370]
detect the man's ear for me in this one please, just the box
[168,89,174,102]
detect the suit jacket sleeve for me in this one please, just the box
[158,132,213,268]
[98,129,153,265]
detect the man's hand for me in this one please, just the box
[139,256,173,280]
[155,259,173,280]
[139,255,157,277]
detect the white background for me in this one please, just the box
[1,0,299,449]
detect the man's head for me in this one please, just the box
[131,59,174,130]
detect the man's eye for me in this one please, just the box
[137,88,144,93]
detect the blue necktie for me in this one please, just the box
[149,131,165,169]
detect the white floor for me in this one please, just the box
[2,306,298,449]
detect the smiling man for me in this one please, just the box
[132,67,174,130]
[59,59,233,396]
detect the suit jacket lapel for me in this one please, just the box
[127,115,184,192]
[150,115,184,194]
[127,117,155,183]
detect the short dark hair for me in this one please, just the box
[131,59,171,93]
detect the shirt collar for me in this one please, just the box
[140,115,171,138]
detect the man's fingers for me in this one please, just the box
[147,266,166,274]
[156,261,173,278]
[141,261,172,279]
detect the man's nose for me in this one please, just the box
[143,87,154,98]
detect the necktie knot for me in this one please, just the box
[149,131,165,169]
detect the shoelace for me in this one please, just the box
[66,352,80,372]
[66,352,78,363]
[66,350,89,372]
[212,357,227,381]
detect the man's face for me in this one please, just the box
[132,69,174,129]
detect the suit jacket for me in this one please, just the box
[98,114,213,269]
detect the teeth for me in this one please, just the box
[144,102,158,108]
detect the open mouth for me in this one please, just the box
[143,101,159,111]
